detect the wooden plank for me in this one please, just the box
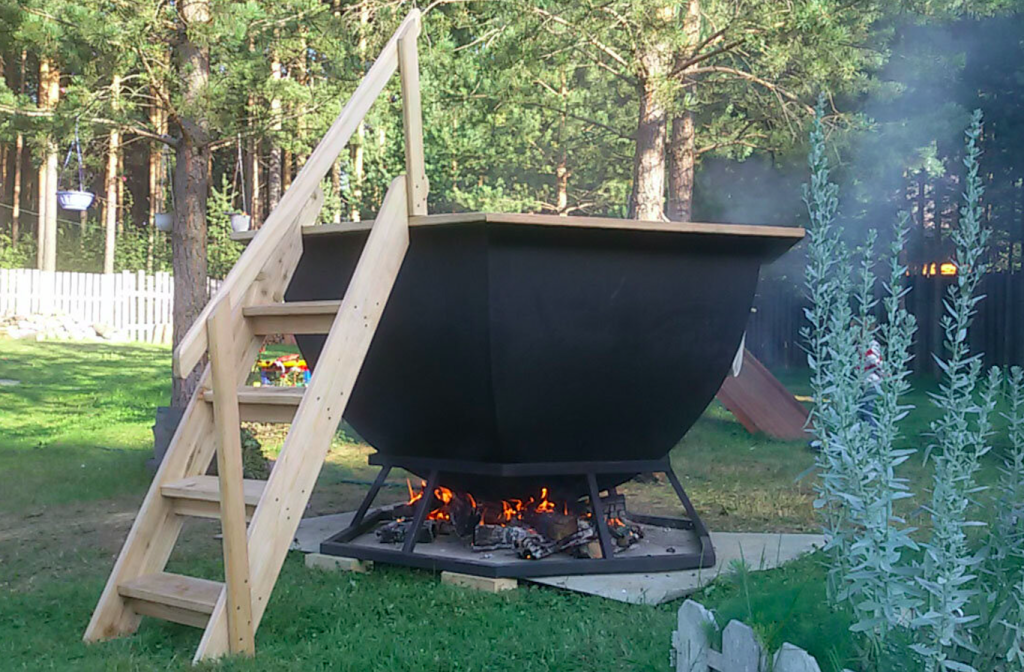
[202,387,304,423]
[169,498,256,522]
[243,300,341,335]
[440,572,517,593]
[717,349,809,441]
[398,16,428,216]
[123,599,211,629]
[194,175,410,663]
[207,298,256,655]
[232,211,805,245]
[172,9,421,378]
[118,573,221,615]
[161,475,265,507]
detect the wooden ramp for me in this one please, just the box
[716,349,809,441]
[83,11,426,663]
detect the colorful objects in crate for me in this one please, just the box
[256,354,310,386]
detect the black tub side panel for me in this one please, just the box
[286,225,499,460]
[486,224,760,465]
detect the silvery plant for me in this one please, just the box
[801,96,920,642]
[801,95,855,601]
[912,110,999,672]
[975,366,1024,670]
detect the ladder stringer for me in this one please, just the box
[83,189,323,644]
[193,175,410,663]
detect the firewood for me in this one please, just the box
[449,492,480,537]
[527,511,578,541]
[376,519,436,544]
[472,524,529,551]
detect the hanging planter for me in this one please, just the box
[229,212,251,232]
[154,212,174,232]
[226,134,252,234]
[57,121,95,212]
[58,190,95,211]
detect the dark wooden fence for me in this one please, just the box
[747,271,1024,373]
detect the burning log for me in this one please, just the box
[376,519,437,544]
[472,524,530,551]
[517,522,596,560]
[525,510,578,541]
[448,492,480,537]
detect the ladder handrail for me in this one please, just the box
[173,9,424,379]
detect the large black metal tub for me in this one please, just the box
[285,214,802,497]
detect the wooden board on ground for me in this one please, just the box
[716,349,809,441]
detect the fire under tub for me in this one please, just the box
[271,212,802,576]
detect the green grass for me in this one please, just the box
[0,339,1012,670]
[0,340,170,511]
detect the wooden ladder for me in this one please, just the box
[83,10,427,663]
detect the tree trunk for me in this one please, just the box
[283,149,292,191]
[667,0,700,222]
[248,136,261,228]
[171,0,212,409]
[147,81,167,272]
[42,60,60,272]
[331,160,342,224]
[36,57,50,270]
[555,71,569,216]
[667,112,695,221]
[12,132,22,246]
[267,44,283,213]
[11,50,24,245]
[629,76,667,221]
[104,75,122,274]
[350,3,369,222]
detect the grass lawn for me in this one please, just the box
[0,339,1008,670]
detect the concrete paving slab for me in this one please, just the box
[527,532,824,605]
[292,512,355,552]
[293,512,823,606]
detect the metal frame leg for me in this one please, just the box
[402,469,439,554]
[586,473,615,560]
[350,464,392,529]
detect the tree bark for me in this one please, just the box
[36,57,50,270]
[171,0,212,408]
[147,80,167,272]
[349,3,369,222]
[668,1,701,222]
[267,43,283,213]
[11,50,24,246]
[40,59,60,272]
[104,75,122,274]
[12,131,22,247]
[629,75,667,221]
[667,111,695,221]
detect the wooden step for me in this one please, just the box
[161,475,265,521]
[118,572,223,628]
[202,386,304,423]
[243,300,340,335]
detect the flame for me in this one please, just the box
[404,482,574,528]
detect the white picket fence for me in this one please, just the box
[0,268,219,344]
[672,600,853,672]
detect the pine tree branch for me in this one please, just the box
[0,104,178,147]
[688,66,814,114]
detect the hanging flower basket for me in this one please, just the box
[57,190,95,211]
[155,212,174,232]
[229,213,251,233]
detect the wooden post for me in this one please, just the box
[398,14,428,216]
[207,298,255,655]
